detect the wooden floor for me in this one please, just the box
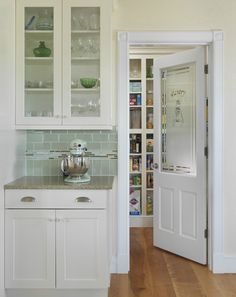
[109,228,236,297]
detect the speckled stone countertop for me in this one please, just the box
[4,176,114,190]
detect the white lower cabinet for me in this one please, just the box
[5,210,56,289]
[4,190,109,292]
[56,210,108,289]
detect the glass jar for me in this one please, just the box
[33,41,51,57]
[36,8,53,30]
[147,113,153,129]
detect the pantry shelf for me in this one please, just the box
[129,57,154,225]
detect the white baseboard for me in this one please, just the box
[116,254,129,273]
[110,256,117,273]
[5,289,108,297]
[213,253,236,273]
[130,216,153,227]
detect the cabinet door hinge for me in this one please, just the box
[204,64,208,74]
[204,229,208,239]
[204,146,208,158]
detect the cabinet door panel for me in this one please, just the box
[16,0,62,126]
[5,210,55,288]
[56,210,108,288]
[62,0,112,127]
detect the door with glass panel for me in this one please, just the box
[62,0,111,126]
[16,0,62,125]
[153,47,207,264]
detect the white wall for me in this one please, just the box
[112,0,236,256]
[0,0,26,296]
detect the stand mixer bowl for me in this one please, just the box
[61,155,90,178]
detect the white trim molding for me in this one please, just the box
[117,30,225,273]
[210,30,224,273]
[117,32,130,273]
[213,254,236,273]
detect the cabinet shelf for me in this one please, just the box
[145,129,154,133]
[129,105,142,108]
[25,57,53,61]
[71,87,100,92]
[130,153,142,156]
[71,30,100,34]
[130,171,142,174]
[25,30,53,34]
[25,88,53,92]
[129,78,142,81]
[129,129,142,133]
[71,57,100,61]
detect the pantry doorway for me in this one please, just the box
[117,31,224,273]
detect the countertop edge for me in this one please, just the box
[4,176,114,190]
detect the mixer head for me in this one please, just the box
[69,139,88,155]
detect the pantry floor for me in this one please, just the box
[109,228,236,297]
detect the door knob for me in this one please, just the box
[152,163,159,169]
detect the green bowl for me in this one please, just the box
[80,78,97,88]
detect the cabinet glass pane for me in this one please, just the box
[161,63,196,174]
[24,7,54,117]
[70,7,100,118]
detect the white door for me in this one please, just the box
[56,210,109,288]
[153,47,207,264]
[5,210,56,288]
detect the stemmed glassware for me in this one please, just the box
[71,37,99,58]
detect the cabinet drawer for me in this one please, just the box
[5,189,108,209]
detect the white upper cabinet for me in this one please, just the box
[15,0,112,129]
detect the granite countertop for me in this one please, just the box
[4,176,114,190]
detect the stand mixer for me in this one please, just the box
[61,139,91,183]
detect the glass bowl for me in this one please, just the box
[80,78,97,88]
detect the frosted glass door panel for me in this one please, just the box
[24,7,54,117]
[70,7,100,118]
[161,64,196,174]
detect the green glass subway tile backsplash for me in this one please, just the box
[26,129,118,177]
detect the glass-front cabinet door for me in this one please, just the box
[16,0,112,129]
[16,0,62,126]
[62,0,111,127]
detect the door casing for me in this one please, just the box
[117,31,224,273]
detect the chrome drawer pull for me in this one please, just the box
[75,197,92,203]
[20,196,36,203]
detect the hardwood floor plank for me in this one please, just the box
[213,274,236,297]
[109,228,236,297]
[191,262,224,297]
[163,252,205,297]
[144,228,177,297]
[109,274,136,297]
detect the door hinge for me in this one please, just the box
[204,146,208,158]
[204,64,208,74]
[204,229,208,239]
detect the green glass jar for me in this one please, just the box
[33,41,51,57]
